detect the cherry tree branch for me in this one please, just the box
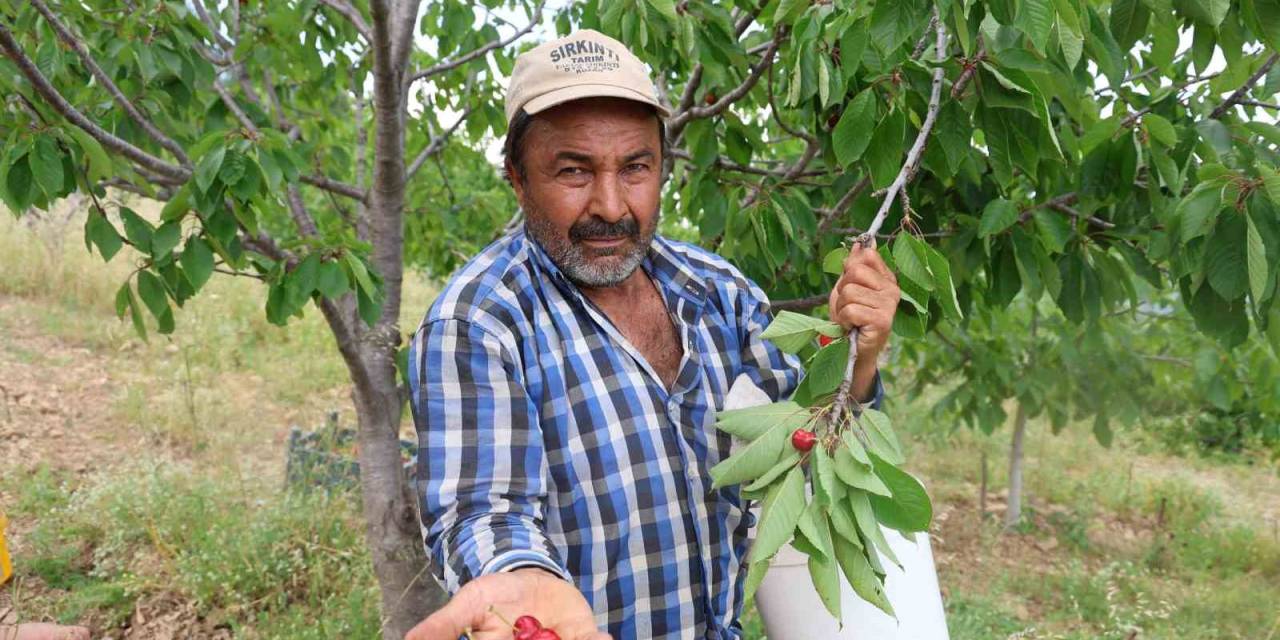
[191,0,235,52]
[29,0,191,168]
[409,2,544,84]
[951,40,985,99]
[1210,53,1279,120]
[0,20,190,181]
[318,0,373,41]
[816,178,871,235]
[407,104,475,181]
[667,31,784,139]
[831,9,947,421]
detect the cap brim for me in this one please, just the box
[522,83,671,120]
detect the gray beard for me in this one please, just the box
[525,210,658,288]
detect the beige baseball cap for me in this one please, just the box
[505,29,670,124]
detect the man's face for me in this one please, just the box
[511,97,663,288]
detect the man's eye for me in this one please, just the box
[625,163,649,173]
[558,167,585,176]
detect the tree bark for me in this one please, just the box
[320,296,446,639]
[1004,401,1028,529]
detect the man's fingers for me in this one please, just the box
[844,242,896,282]
[836,283,892,308]
[835,301,894,332]
[405,587,489,640]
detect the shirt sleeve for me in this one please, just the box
[408,318,571,593]
[738,285,885,411]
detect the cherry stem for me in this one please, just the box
[487,605,515,629]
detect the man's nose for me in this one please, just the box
[589,172,627,222]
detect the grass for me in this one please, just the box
[3,204,1280,639]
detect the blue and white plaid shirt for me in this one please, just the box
[408,228,880,639]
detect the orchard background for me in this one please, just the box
[1,0,1279,638]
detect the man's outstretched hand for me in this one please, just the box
[405,568,611,640]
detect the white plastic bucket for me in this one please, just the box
[754,530,950,639]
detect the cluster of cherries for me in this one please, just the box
[511,615,560,640]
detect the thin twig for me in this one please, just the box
[407,104,475,180]
[29,0,191,167]
[1211,53,1280,119]
[0,20,190,181]
[409,2,544,84]
[950,40,985,99]
[318,0,373,41]
[667,31,784,137]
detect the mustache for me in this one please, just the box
[569,216,639,242]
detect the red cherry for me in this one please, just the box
[513,615,542,639]
[791,429,817,452]
[705,92,717,105]
[818,334,834,347]
[530,630,562,640]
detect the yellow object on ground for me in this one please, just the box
[0,510,12,585]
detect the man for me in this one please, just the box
[406,29,900,640]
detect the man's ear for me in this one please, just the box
[505,161,526,203]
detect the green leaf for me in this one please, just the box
[84,212,123,261]
[750,465,806,563]
[833,441,893,496]
[181,236,215,291]
[1015,0,1056,51]
[742,558,770,602]
[343,252,376,294]
[892,234,934,292]
[315,260,350,299]
[1205,213,1249,301]
[797,500,835,562]
[1143,114,1178,148]
[1177,183,1224,242]
[1176,0,1229,26]
[1247,213,1271,303]
[833,536,894,617]
[1033,208,1073,253]
[832,90,876,167]
[716,402,811,441]
[841,426,872,465]
[135,270,171,331]
[813,443,845,507]
[115,282,147,341]
[823,246,850,275]
[867,453,933,532]
[195,142,226,193]
[151,221,182,260]
[861,408,905,465]
[30,136,64,198]
[1110,0,1151,50]
[923,245,963,320]
[830,499,864,547]
[645,0,678,21]
[119,207,155,252]
[866,108,905,188]
[66,127,111,182]
[709,417,791,487]
[849,490,901,568]
[1261,166,1280,204]
[742,450,802,492]
[1243,0,1280,53]
[803,338,851,398]
[1093,412,1113,447]
[807,551,843,621]
[978,198,1020,237]
[761,311,844,353]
